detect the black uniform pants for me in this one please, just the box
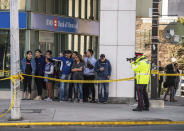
[23,76,32,93]
[83,75,95,102]
[136,84,149,109]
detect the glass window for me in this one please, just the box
[68,0,73,17]
[93,0,97,20]
[54,0,59,14]
[68,34,72,50]
[74,35,78,51]
[87,0,91,19]
[86,36,90,50]
[46,0,52,14]
[96,0,99,20]
[38,0,46,13]
[81,0,85,19]
[61,0,68,16]
[75,0,79,17]
[80,36,85,55]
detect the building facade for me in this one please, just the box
[0,0,99,89]
[0,0,136,102]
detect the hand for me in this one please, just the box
[72,68,77,72]
[107,76,110,80]
[100,67,104,71]
[130,59,133,63]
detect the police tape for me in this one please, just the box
[0,70,183,84]
[0,85,15,118]
[0,69,182,119]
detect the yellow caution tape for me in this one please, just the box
[0,69,183,119]
[22,73,135,83]
[0,73,23,118]
[0,86,15,118]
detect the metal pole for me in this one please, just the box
[10,0,21,120]
[151,0,160,99]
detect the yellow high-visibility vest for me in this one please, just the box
[131,56,150,84]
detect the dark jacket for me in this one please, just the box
[165,64,176,86]
[21,58,36,75]
[95,59,112,79]
[35,55,46,76]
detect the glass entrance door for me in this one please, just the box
[38,42,53,55]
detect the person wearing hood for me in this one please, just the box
[130,53,150,111]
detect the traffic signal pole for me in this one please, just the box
[151,0,160,99]
[10,0,21,120]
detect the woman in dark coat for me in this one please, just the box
[163,63,177,102]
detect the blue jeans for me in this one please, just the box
[74,83,83,100]
[98,80,109,102]
[60,74,70,101]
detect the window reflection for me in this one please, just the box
[80,36,84,55]
[74,35,78,51]
[68,0,73,17]
[68,34,72,50]
[75,0,79,17]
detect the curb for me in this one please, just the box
[0,121,184,126]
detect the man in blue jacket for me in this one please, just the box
[95,54,112,104]
[53,50,73,102]
[21,51,36,100]
[34,49,46,100]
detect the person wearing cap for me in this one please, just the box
[83,49,97,103]
[130,53,150,111]
[95,54,112,104]
[53,50,73,102]
[163,58,177,102]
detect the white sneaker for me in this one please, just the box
[34,96,42,101]
[47,98,52,102]
[44,98,49,101]
[79,99,83,103]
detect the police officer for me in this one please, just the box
[130,53,150,111]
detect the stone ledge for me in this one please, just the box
[150,99,165,109]
[108,97,135,104]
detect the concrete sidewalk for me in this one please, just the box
[0,97,184,122]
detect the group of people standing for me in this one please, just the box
[21,49,112,104]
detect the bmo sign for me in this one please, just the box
[31,13,78,33]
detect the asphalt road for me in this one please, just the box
[1,125,184,131]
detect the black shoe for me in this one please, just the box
[132,108,142,112]
[90,100,96,103]
[143,107,149,111]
